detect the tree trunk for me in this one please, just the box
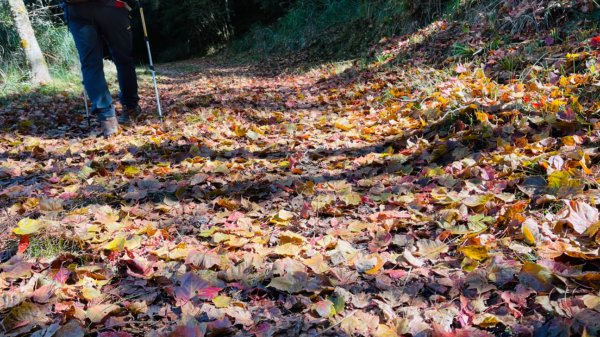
[7,0,52,85]
[224,0,232,40]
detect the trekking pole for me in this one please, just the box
[137,2,163,122]
[82,84,91,128]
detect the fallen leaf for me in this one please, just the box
[302,253,330,274]
[174,272,209,304]
[518,261,561,292]
[1,301,49,331]
[314,300,336,318]
[403,250,424,267]
[274,243,302,256]
[417,239,449,260]
[213,295,231,308]
[86,304,120,323]
[558,200,599,234]
[13,218,45,235]
[104,236,126,251]
[459,245,489,261]
[18,235,30,254]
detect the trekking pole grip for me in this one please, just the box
[139,7,149,39]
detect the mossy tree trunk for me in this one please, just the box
[8,0,52,85]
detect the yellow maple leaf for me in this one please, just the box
[104,236,126,251]
[459,245,489,261]
[13,218,45,235]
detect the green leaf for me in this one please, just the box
[330,296,345,313]
[77,166,94,179]
[467,214,493,232]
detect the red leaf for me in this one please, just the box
[386,269,408,279]
[169,324,205,337]
[175,272,208,304]
[591,36,600,48]
[196,287,222,300]
[107,250,119,261]
[174,272,221,304]
[53,267,70,284]
[17,235,30,254]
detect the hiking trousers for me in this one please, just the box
[65,3,139,121]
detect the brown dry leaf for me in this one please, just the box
[582,294,600,310]
[86,303,120,323]
[302,253,330,274]
[1,301,49,331]
[558,200,599,234]
[274,243,302,256]
[186,250,223,269]
[268,271,312,293]
[417,239,449,260]
[279,231,307,245]
[54,320,85,337]
[39,198,63,212]
[273,257,306,275]
[573,272,600,289]
[355,254,385,275]
[0,292,24,311]
[403,250,424,267]
[518,261,563,292]
[374,324,400,337]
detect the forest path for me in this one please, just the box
[1,32,600,335]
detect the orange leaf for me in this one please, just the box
[366,255,385,275]
[17,235,30,254]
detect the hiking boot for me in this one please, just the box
[118,105,142,125]
[100,117,119,137]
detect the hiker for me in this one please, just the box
[62,0,141,137]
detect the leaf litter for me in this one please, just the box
[1,1,600,336]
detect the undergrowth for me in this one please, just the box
[0,1,78,97]
[229,0,599,66]
[229,0,487,60]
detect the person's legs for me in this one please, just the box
[66,5,116,122]
[96,6,139,110]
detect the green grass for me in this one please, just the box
[0,66,82,100]
[0,2,79,99]
[4,236,82,260]
[26,236,82,259]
